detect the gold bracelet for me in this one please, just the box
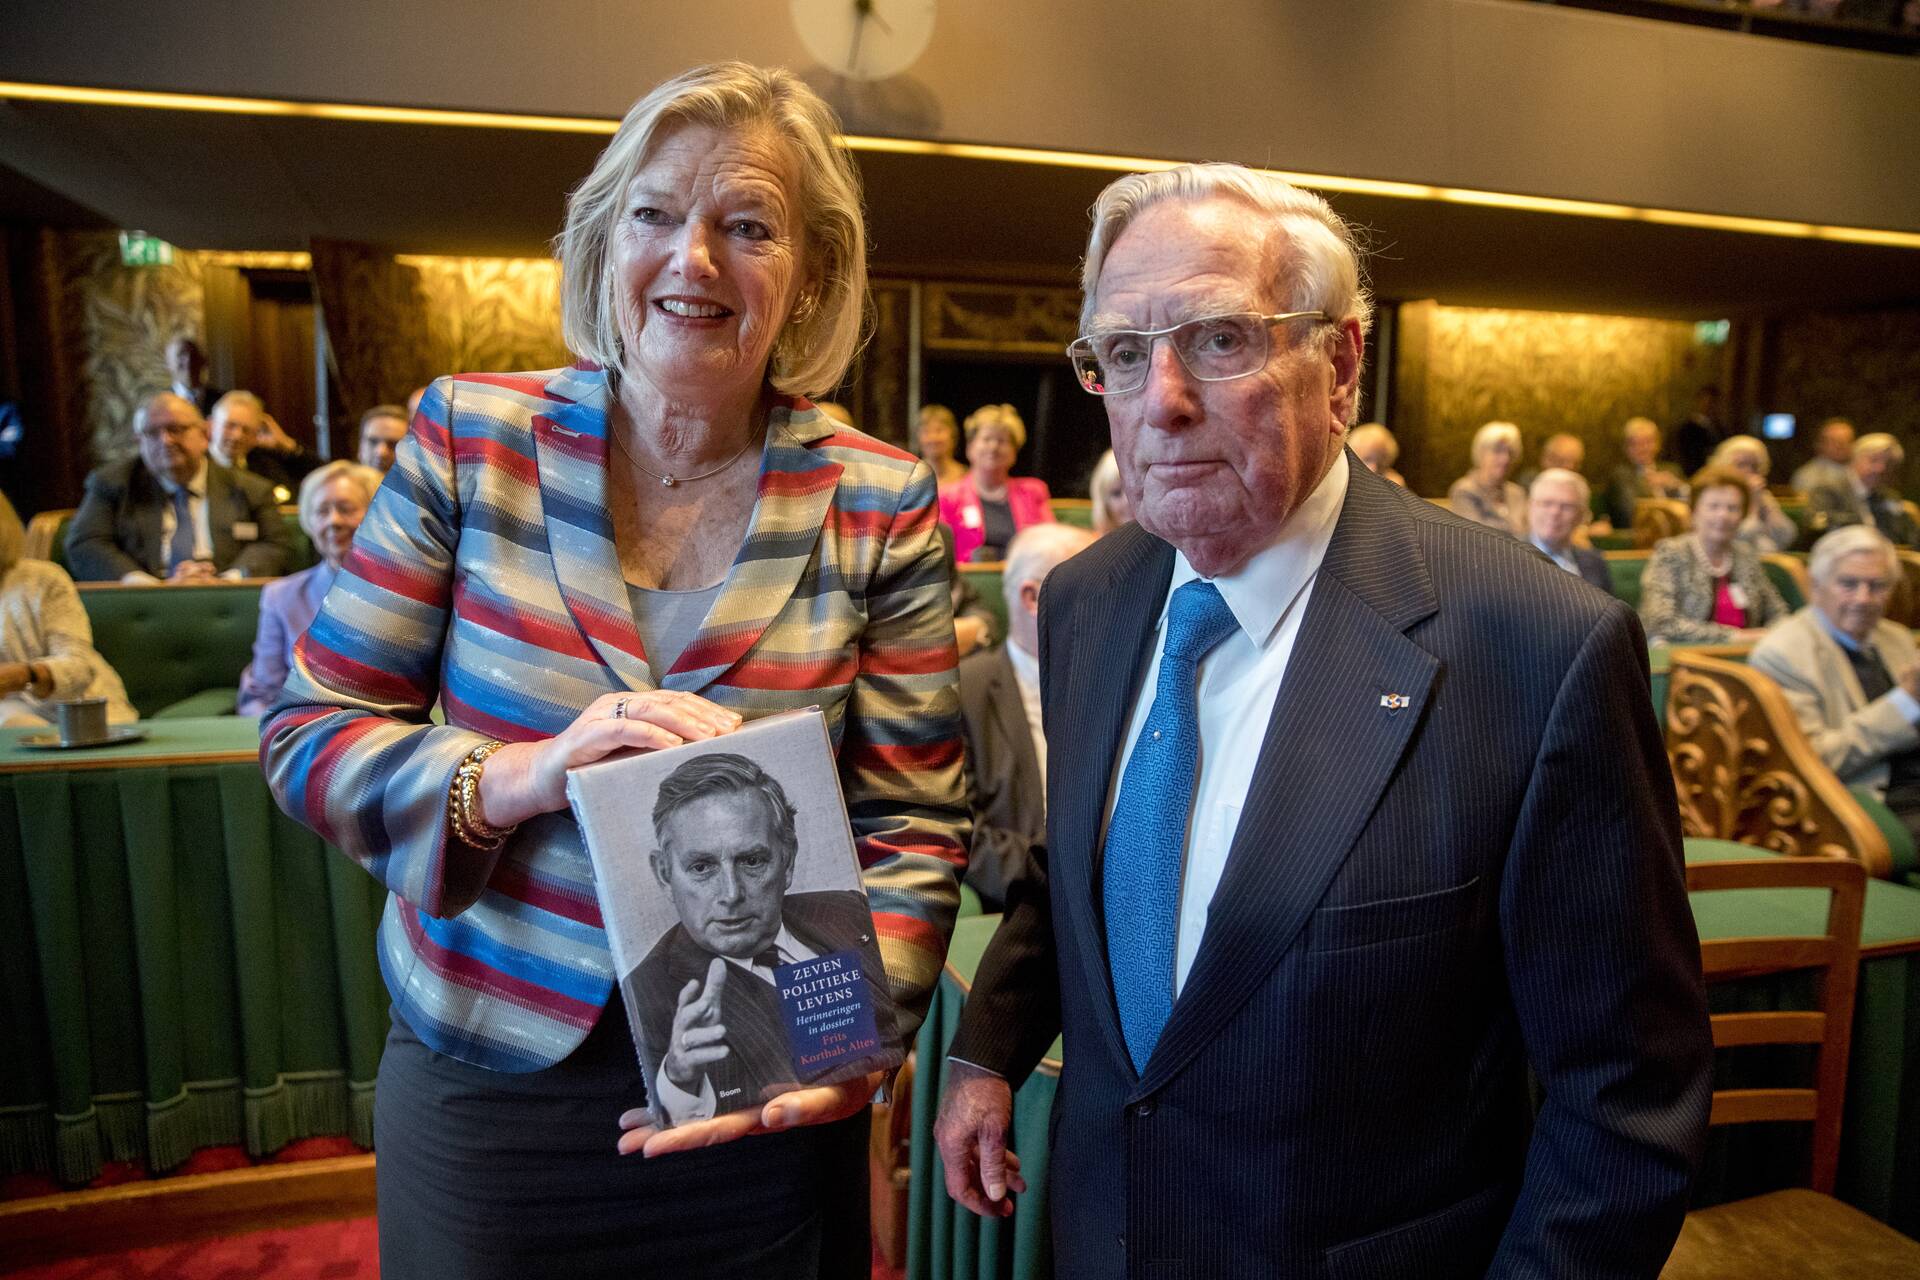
[448,739,512,851]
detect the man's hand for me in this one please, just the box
[663,957,732,1093]
[258,412,299,454]
[955,615,990,657]
[934,1059,1025,1217]
[1897,661,1920,702]
[168,559,215,582]
[616,1069,887,1157]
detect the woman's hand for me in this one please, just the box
[477,690,741,829]
[615,1070,888,1158]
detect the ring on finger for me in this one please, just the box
[611,696,630,721]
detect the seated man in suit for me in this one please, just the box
[959,522,1095,910]
[1605,415,1689,530]
[164,335,224,416]
[1526,468,1613,596]
[1750,525,1920,840]
[1516,431,1585,492]
[1790,416,1854,496]
[208,390,318,499]
[66,392,289,583]
[1805,432,1920,546]
[625,752,875,1125]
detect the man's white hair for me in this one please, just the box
[1079,163,1372,409]
[1003,523,1094,608]
[1809,524,1898,586]
[1529,467,1591,508]
[1472,420,1522,464]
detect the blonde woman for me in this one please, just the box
[1447,420,1527,536]
[938,402,1054,562]
[1088,448,1133,535]
[915,403,968,490]
[0,493,135,726]
[1709,435,1796,552]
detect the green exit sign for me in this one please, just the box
[118,231,174,267]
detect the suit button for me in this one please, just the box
[1133,1101,1155,1118]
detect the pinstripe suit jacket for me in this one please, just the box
[949,459,1712,1278]
[263,365,967,1071]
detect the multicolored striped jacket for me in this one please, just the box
[262,364,968,1071]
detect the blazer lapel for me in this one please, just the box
[530,363,655,688]
[1138,464,1441,1095]
[1050,524,1174,1078]
[661,402,841,694]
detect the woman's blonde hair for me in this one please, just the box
[0,492,25,578]
[298,461,384,540]
[964,403,1027,451]
[555,62,868,398]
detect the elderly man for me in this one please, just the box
[625,753,875,1126]
[66,392,288,583]
[1806,432,1920,546]
[934,164,1709,1278]
[1528,468,1613,596]
[164,335,224,416]
[1791,417,1855,495]
[356,404,409,475]
[1606,416,1688,529]
[210,391,317,495]
[1518,431,1586,491]
[958,523,1096,911]
[1751,526,1920,837]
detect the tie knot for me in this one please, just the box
[1163,580,1239,664]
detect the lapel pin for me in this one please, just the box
[1379,693,1410,713]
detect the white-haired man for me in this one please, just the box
[1751,525,1920,842]
[1806,432,1920,546]
[956,522,1095,910]
[1528,468,1613,596]
[934,163,1709,1278]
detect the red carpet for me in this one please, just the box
[5,1216,379,1279]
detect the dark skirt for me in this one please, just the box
[373,992,871,1279]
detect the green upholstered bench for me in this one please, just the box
[51,508,316,576]
[1605,550,1651,611]
[78,580,263,719]
[959,563,1007,641]
[1050,498,1094,530]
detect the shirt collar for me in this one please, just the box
[1004,635,1041,695]
[1530,535,1576,568]
[1815,607,1868,653]
[1158,450,1349,649]
[158,459,209,499]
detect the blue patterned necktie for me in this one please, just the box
[165,487,196,573]
[1104,579,1241,1073]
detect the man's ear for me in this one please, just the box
[1328,319,1365,431]
[649,849,671,890]
[1019,578,1042,620]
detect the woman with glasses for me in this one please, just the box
[938,403,1054,564]
[1447,421,1528,537]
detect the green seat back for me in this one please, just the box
[1051,499,1094,530]
[1761,559,1806,611]
[959,564,1007,641]
[1589,532,1637,552]
[53,509,314,573]
[80,582,263,718]
[1607,553,1651,612]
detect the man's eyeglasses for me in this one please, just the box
[1067,311,1331,396]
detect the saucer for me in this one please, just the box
[18,726,149,750]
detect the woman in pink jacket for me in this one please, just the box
[937,402,1054,563]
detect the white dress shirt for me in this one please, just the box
[1004,637,1048,782]
[1102,451,1350,994]
[123,461,216,584]
[1530,535,1581,575]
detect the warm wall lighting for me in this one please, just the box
[6,79,1920,251]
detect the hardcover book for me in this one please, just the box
[566,707,902,1128]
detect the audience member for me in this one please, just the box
[0,491,135,726]
[957,523,1095,910]
[1669,386,1725,476]
[1640,463,1789,644]
[1446,420,1526,536]
[1527,469,1612,595]
[405,386,428,420]
[1088,448,1133,535]
[357,405,409,474]
[1345,423,1405,486]
[915,403,968,491]
[66,392,289,583]
[209,391,315,497]
[937,523,997,657]
[938,403,1053,563]
[164,335,224,416]
[812,400,855,428]
[1709,435,1797,552]
[1517,431,1586,490]
[1606,415,1689,529]
[237,461,382,717]
[1791,417,1856,495]
[1750,525,1920,843]
[1805,432,1919,546]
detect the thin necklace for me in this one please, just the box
[611,422,761,488]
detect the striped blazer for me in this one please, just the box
[262,364,969,1072]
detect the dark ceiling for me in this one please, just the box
[4,98,1918,319]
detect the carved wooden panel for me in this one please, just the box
[922,282,1079,355]
[1666,649,1891,877]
